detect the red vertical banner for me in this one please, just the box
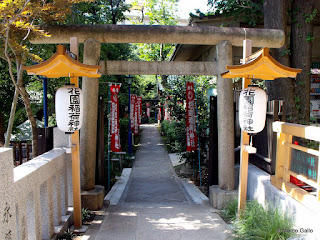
[158,107,161,121]
[164,99,170,121]
[130,94,136,130]
[186,82,197,151]
[136,96,142,125]
[146,102,150,117]
[133,96,139,135]
[110,84,122,152]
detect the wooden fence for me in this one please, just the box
[11,127,54,166]
[271,121,320,205]
[11,141,32,166]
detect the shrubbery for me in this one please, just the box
[161,120,186,153]
[222,198,295,240]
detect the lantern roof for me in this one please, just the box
[23,45,101,78]
[222,48,301,80]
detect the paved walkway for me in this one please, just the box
[88,124,232,240]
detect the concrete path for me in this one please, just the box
[89,124,232,240]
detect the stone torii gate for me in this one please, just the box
[32,25,284,208]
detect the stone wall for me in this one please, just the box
[0,147,72,239]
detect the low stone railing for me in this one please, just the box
[0,147,72,240]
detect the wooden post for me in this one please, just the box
[283,134,292,183]
[318,144,320,201]
[70,37,82,229]
[238,39,252,215]
[26,143,30,160]
[273,131,287,181]
[98,96,105,186]
[208,96,218,185]
[18,142,22,165]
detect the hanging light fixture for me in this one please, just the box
[55,85,83,133]
[239,86,267,134]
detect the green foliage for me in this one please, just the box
[133,0,178,62]
[207,0,264,26]
[58,229,75,240]
[0,59,15,124]
[65,0,129,24]
[161,75,215,180]
[81,208,91,222]
[119,117,130,152]
[280,49,291,57]
[221,197,238,223]
[161,120,186,153]
[143,0,178,25]
[221,200,295,240]
[306,34,314,42]
[234,201,295,240]
[305,9,318,23]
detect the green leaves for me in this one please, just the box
[64,0,130,25]
[207,0,264,26]
[305,9,318,23]
[144,0,178,25]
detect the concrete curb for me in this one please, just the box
[180,179,209,205]
[104,168,132,205]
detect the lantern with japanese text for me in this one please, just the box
[239,86,267,134]
[55,85,83,133]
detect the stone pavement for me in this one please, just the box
[85,124,233,240]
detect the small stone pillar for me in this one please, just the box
[0,148,17,239]
[80,39,101,191]
[216,41,235,191]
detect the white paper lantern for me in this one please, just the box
[55,85,83,133]
[239,86,267,134]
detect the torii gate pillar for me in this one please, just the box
[216,41,235,191]
[80,39,105,210]
[210,41,237,209]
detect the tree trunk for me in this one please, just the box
[4,89,19,147]
[16,61,39,157]
[263,0,296,120]
[290,0,316,123]
[19,84,39,157]
[160,43,168,87]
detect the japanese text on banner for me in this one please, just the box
[186,82,197,151]
[110,85,122,152]
[130,95,136,130]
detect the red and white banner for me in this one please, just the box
[164,100,170,121]
[110,85,122,152]
[133,96,140,135]
[130,94,136,130]
[186,82,197,151]
[146,102,150,117]
[158,107,161,121]
[136,96,142,125]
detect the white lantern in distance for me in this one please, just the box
[239,86,267,134]
[55,85,83,133]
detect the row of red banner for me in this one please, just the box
[111,82,197,153]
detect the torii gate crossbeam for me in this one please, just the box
[32,25,284,48]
